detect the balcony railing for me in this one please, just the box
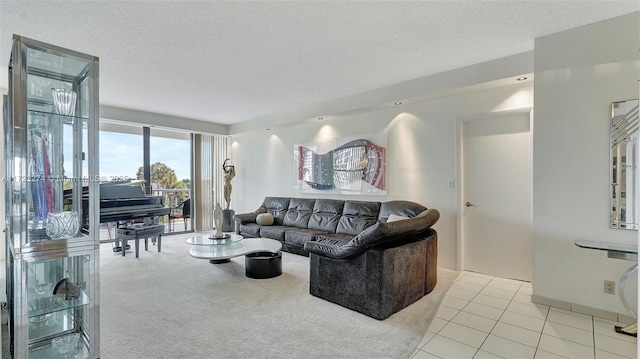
[152,188,191,233]
[98,187,192,242]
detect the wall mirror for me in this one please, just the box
[611,99,639,230]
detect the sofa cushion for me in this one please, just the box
[260,225,288,241]
[308,199,344,233]
[337,200,380,236]
[256,213,274,226]
[284,228,325,247]
[283,198,315,228]
[263,197,291,225]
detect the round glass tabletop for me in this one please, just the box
[185,233,243,246]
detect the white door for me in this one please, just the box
[462,113,532,281]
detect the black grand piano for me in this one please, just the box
[99,182,171,224]
[65,181,171,227]
[100,182,171,255]
[66,182,171,254]
[105,182,172,255]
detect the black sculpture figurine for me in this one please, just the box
[53,278,81,300]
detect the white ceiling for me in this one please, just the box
[1,1,638,126]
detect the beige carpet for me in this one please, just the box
[4,233,458,358]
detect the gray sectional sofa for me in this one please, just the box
[233,196,439,319]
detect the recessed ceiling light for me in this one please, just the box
[394,102,402,105]
[516,77,528,81]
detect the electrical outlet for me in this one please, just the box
[604,280,616,295]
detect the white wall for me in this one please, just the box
[533,12,640,314]
[230,82,532,269]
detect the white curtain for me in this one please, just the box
[198,134,228,230]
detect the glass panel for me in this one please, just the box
[150,129,191,233]
[98,128,143,182]
[97,125,192,235]
[98,127,143,241]
[26,254,92,356]
[14,43,93,246]
[26,47,91,79]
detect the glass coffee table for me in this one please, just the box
[187,233,283,278]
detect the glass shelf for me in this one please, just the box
[574,239,638,261]
[28,290,89,318]
[28,109,89,122]
[9,233,93,260]
[26,232,91,245]
[29,310,80,341]
[574,239,638,254]
[30,343,88,359]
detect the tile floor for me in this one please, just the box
[412,271,637,359]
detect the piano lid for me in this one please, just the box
[63,179,148,199]
[100,183,148,200]
[64,181,171,223]
[98,182,171,223]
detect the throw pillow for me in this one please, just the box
[256,213,274,226]
[387,214,410,222]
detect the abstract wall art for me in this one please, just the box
[294,133,386,195]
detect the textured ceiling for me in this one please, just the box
[1,1,638,126]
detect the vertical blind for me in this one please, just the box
[198,134,228,230]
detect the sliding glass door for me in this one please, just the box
[149,128,192,233]
[99,123,143,182]
[99,121,193,238]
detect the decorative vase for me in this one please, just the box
[51,88,77,116]
[46,211,79,239]
[51,332,81,358]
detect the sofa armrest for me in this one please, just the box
[233,208,266,225]
[304,208,440,259]
[233,213,257,225]
[384,208,439,235]
[305,222,384,259]
[303,240,342,257]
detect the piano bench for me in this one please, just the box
[116,224,165,258]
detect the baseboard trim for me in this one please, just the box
[532,294,634,323]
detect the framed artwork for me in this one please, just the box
[294,132,386,195]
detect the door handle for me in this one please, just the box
[465,201,474,207]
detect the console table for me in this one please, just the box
[574,239,637,336]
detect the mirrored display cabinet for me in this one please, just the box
[5,35,100,358]
[610,99,639,230]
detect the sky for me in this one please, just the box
[98,131,191,182]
